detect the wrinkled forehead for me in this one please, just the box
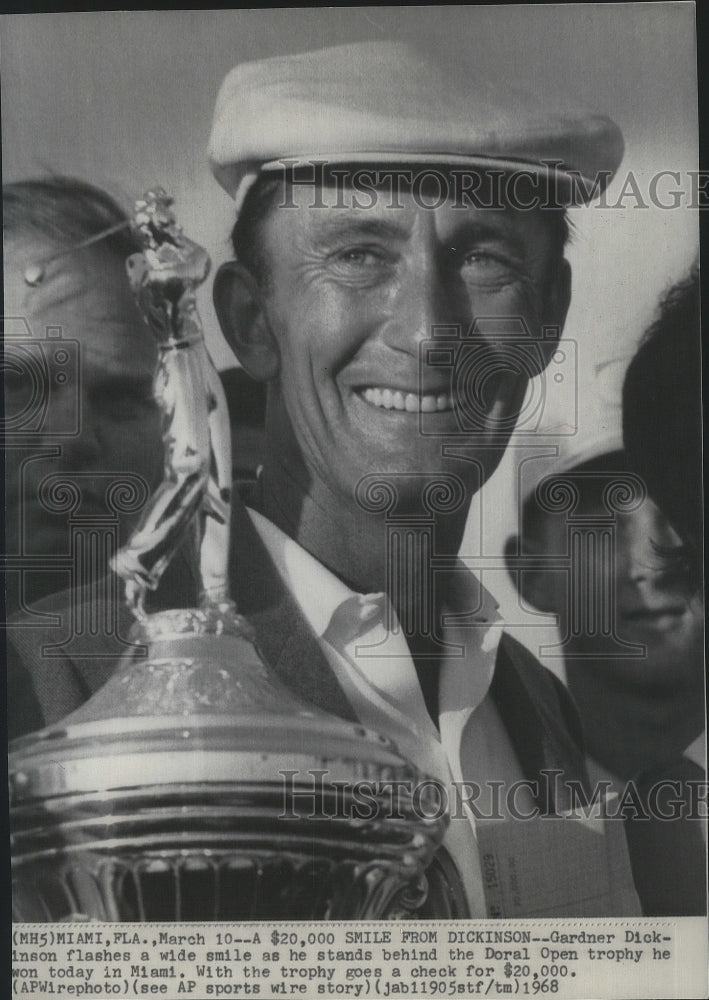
[261,164,562,242]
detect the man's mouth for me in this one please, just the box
[360,387,454,412]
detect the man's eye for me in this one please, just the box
[459,249,517,282]
[335,247,383,267]
[462,249,507,268]
[325,244,393,286]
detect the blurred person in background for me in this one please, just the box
[4,177,169,738]
[505,268,705,914]
[3,177,164,611]
[505,436,703,789]
[623,267,702,585]
[621,266,705,915]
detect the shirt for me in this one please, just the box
[248,507,536,916]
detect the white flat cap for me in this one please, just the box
[208,41,624,210]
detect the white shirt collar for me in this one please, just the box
[247,506,382,637]
[247,505,503,715]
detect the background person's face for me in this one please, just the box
[256,177,568,512]
[4,235,163,601]
[542,493,703,694]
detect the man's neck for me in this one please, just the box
[259,460,470,600]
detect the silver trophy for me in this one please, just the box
[10,190,455,921]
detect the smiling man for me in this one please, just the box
[215,171,569,582]
[204,42,633,916]
[8,42,633,917]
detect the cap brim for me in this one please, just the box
[226,151,604,215]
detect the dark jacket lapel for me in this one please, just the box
[230,498,357,721]
[491,633,589,812]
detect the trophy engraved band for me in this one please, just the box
[10,190,459,921]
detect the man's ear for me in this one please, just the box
[536,257,572,370]
[503,533,558,614]
[213,261,279,381]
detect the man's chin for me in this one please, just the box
[345,453,483,516]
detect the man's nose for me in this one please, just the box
[381,247,467,354]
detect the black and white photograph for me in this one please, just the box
[3,5,707,998]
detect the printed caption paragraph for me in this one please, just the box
[11,920,708,999]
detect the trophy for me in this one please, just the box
[10,190,455,921]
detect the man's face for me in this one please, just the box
[537,489,703,694]
[4,235,163,601]
[254,176,568,511]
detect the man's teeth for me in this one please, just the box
[361,387,453,412]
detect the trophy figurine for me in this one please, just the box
[10,190,455,922]
[112,187,232,616]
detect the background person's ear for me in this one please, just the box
[503,533,559,614]
[213,261,279,381]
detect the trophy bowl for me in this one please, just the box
[10,608,447,921]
